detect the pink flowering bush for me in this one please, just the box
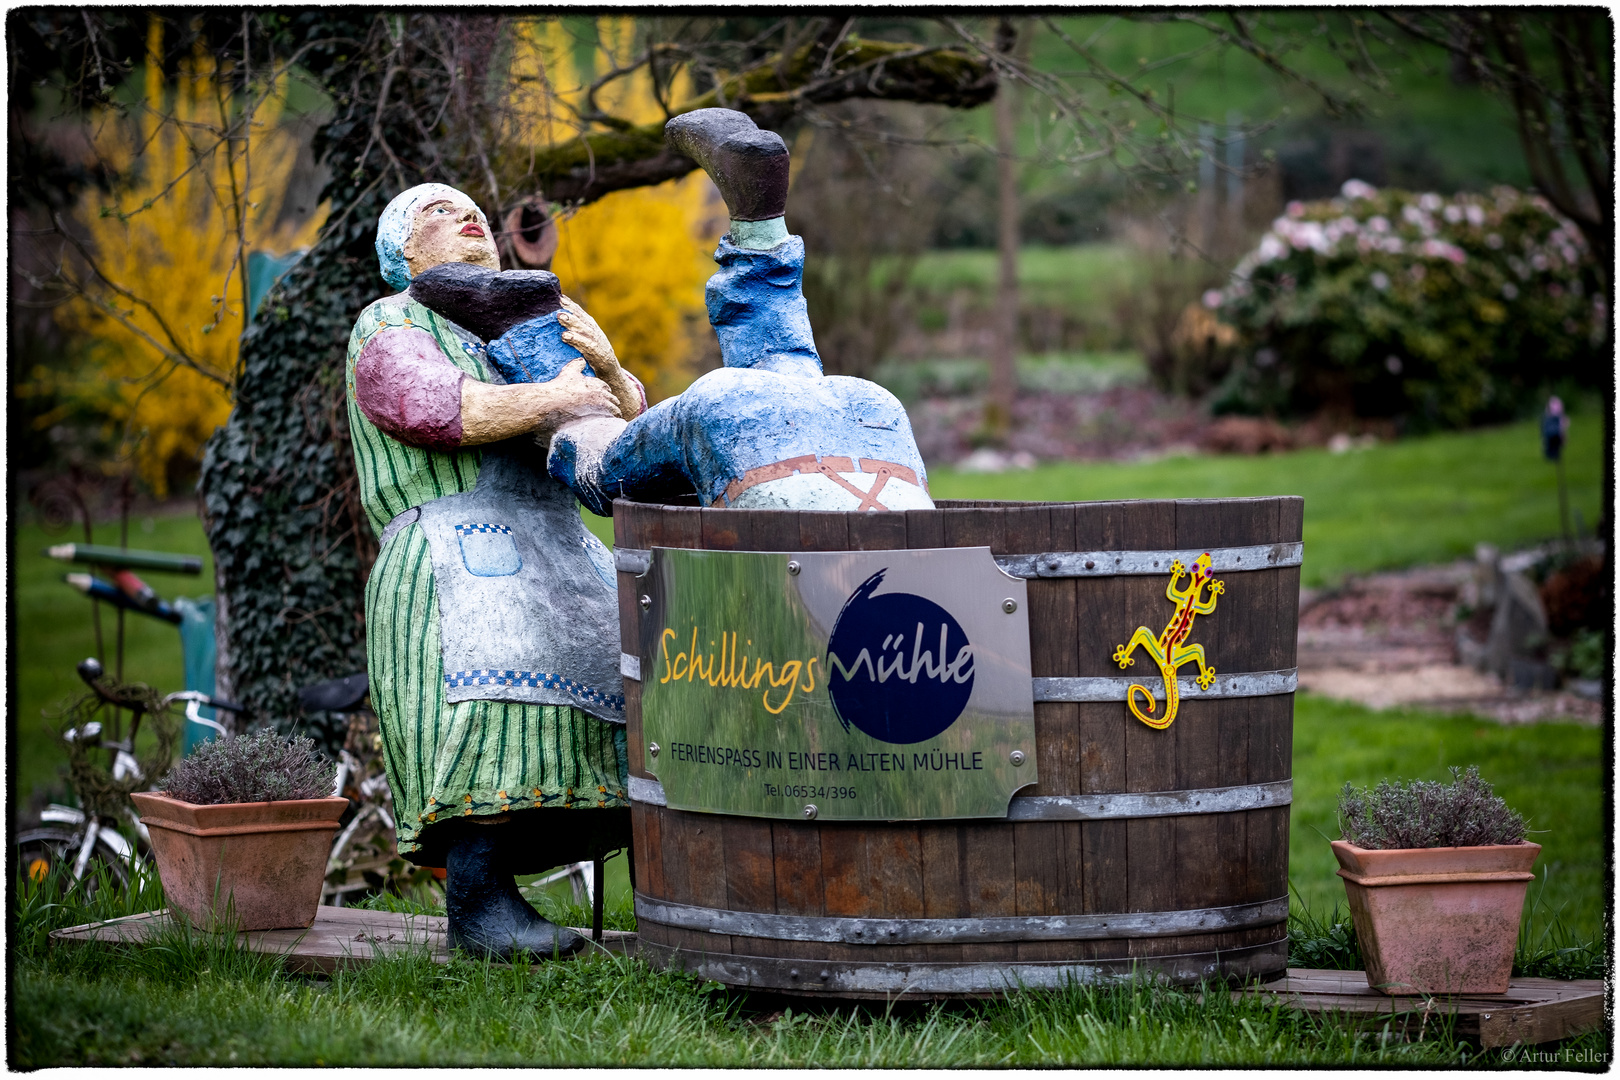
[1212,181,1605,427]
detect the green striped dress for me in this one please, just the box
[346,295,628,862]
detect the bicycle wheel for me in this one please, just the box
[17,825,130,896]
[323,806,400,905]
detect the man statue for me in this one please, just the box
[349,182,637,961]
[547,109,935,514]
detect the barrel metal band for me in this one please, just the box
[613,543,1301,580]
[629,775,666,805]
[1033,668,1297,702]
[628,775,1291,820]
[617,645,1293,696]
[635,893,1289,944]
[997,542,1303,578]
[1007,779,1291,820]
[642,939,1285,994]
[615,548,652,574]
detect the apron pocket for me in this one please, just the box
[455,523,522,577]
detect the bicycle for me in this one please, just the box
[18,658,241,894]
[25,661,610,932]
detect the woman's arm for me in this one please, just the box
[353,325,619,450]
[460,359,620,445]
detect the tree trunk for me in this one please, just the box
[985,19,1021,446]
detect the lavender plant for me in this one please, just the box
[160,729,336,805]
[1338,766,1527,850]
[1213,181,1604,428]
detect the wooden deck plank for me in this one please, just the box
[1237,968,1605,1048]
[50,907,637,974]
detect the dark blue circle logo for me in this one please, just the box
[825,569,975,745]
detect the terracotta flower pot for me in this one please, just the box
[131,792,348,931]
[1332,839,1540,995]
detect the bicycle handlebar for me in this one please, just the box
[163,690,245,713]
[75,657,245,717]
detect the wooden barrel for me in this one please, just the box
[613,497,1301,998]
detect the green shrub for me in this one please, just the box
[1338,766,1526,849]
[1213,181,1604,427]
[159,729,335,805]
[1560,628,1607,682]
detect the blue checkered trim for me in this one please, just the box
[455,523,512,536]
[443,669,625,711]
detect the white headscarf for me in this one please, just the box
[374,183,489,290]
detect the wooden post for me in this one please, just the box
[1197,122,1216,253]
[1225,111,1245,238]
[591,857,605,943]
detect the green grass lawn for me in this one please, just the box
[871,351,1149,402]
[15,862,1592,1068]
[907,242,1154,318]
[3,938,1495,1067]
[1290,694,1603,940]
[931,415,1605,588]
[13,691,1604,1066]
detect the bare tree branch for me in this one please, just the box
[493,35,996,207]
[50,212,233,389]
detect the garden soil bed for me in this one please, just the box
[1297,562,1600,725]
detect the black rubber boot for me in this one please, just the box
[408,262,563,343]
[445,830,585,962]
[665,108,790,221]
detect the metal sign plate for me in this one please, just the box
[638,547,1036,821]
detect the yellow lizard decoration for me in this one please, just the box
[1111,552,1225,730]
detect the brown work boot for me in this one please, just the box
[665,108,790,222]
[408,262,562,342]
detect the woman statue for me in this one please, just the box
[348,182,641,959]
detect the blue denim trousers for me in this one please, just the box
[704,235,821,371]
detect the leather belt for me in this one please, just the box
[716,455,924,511]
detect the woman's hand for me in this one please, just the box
[541,359,623,421]
[559,296,643,419]
[557,297,617,372]
[460,359,620,446]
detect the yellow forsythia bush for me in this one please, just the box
[47,24,322,495]
[46,15,719,493]
[526,17,719,402]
